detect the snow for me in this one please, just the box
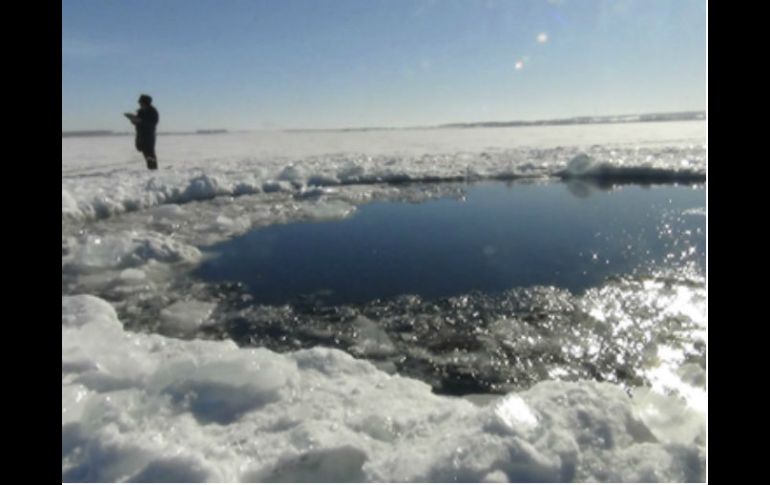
[62,122,706,223]
[62,295,705,482]
[64,232,202,272]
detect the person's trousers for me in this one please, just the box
[136,135,158,170]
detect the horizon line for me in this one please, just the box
[63,109,707,136]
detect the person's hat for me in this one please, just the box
[138,94,153,104]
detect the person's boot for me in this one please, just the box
[147,158,158,170]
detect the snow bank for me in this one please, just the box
[62,295,705,482]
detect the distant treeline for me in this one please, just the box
[439,111,706,129]
[64,111,706,137]
[284,111,706,133]
[63,129,230,138]
[62,130,120,138]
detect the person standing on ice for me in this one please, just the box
[124,94,159,170]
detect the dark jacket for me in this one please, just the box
[135,105,159,137]
[135,106,160,150]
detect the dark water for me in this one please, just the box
[196,182,706,306]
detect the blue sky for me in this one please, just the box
[62,0,707,131]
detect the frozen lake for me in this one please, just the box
[62,121,707,482]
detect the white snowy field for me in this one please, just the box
[62,121,707,482]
